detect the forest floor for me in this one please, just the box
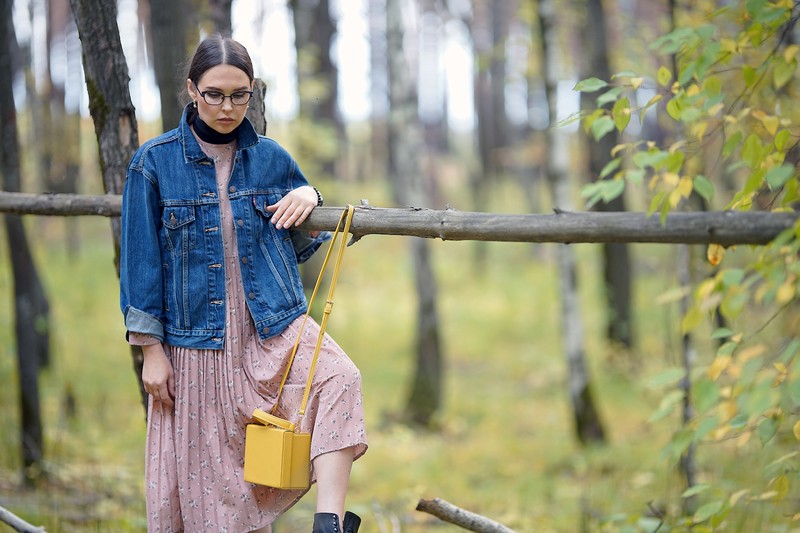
[1,181,797,532]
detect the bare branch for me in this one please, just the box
[0,192,796,246]
[416,498,516,532]
[0,504,47,532]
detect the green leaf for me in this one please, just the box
[626,168,645,185]
[613,97,631,132]
[694,378,721,412]
[692,175,714,201]
[648,191,667,217]
[648,389,685,422]
[693,500,724,523]
[710,327,733,339]
[666,98,682,120]
[575,77,609,92]
[721,268,745,286]
[597,87,623,107]
[773,57,796,89]
[600,158,622,179]
[657,66,672,87]
[591,116,616,141]
[645,367,686,389]
[723,131,743,157]
[601,179,626,202]
[758,416,780,446]
[775,129,790,151]
[682,483,711,498]
[765,164,795,189]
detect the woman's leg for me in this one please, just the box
[313,446,356,524]
[251,525,272,533]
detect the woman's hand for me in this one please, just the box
[266,186,320,236]
[142,343,175,408]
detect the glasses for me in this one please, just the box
[193,81,253,106]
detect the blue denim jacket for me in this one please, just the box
[120,107,329,349]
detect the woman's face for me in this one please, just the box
[187,64,253,134]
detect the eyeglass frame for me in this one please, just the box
[192,80,253,106]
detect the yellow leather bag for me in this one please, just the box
[244,205,355,490]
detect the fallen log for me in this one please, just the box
[0,191,796,246]
[416,498,516,532]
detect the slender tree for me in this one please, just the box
[386,0,444,426]
[69,0,146,411]
[1,0,50,485]
[538,0,605,444]
[149,0,192,132]
[580,0,633,350]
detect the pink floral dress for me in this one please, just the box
[132,133,368,533]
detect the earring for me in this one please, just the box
[192,100,197,108]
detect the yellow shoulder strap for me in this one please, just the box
[271,204,356,421]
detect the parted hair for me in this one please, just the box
[187,34,254,84]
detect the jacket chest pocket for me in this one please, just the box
[162,206,196,254]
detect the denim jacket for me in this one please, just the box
[120,107,329,349]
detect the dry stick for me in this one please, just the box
[0,192,796,246]
[0,504,47,532]
[416,498,517,533]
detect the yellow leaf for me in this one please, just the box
[776,280,796,305]
[668,140,686,153]
[678,177,693,198]
[709,356,732,381]
[681,306,704,333]
[754,490,779,501]
[669,189,683,208]
[737,429,752,447]
[792,512,800,521]
[772,475,790,500]
[611,143,627,157]
[697,279,717,299]
[793,420,800,441]
[738,344,766,362]
[707,244,725,266]
[762,115,779,135]
[663,172,680,186]
[691,121,708,140]
[708,103,724,116]
[631,77,644,89]
[687,84,700,97]
[784,44,799,63]
[729,489,750,507]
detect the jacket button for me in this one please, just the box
[229,186,236,193]
[249,292,255,299]
[241,256,248,264]
[262,327,270,335]
[237,219,244,227]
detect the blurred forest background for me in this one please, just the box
[1,0,799,531]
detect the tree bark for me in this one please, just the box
[386,0,444,427]
[538,0,605,444]
[1,0,50,485]
[70,0,147,413]
[581,0,633,349]
[149,0,191,132]
[416,498,516,533]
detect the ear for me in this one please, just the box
[187,78,196,99]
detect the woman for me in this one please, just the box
[120,34,367,533]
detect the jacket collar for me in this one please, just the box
[179,104,259,162]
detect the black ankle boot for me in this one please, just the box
[342,511,361,533]
[312,513,341,533]
[312,511,361,533]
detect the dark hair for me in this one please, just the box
[187,34,254,85]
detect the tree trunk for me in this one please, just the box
[69,0,147,413]
[1,0,50,484]
[208,0,233,36]
[538,0,605,444]
[386,0,444,427]
[149,0,191,132]
[289,0,341,178]
[368,0,389,182]
[581,0,633,349]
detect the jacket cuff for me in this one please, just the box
[124,306,164,342]
[291,230,332,264]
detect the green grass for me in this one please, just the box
[1,183,798,532]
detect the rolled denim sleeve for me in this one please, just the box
[119,161,165,342]
[290,230,331,263]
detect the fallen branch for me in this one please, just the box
[416,498,516,532]
[0,504,47,532]
[0,191,796,246]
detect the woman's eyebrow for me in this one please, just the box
[200,84,251,92]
